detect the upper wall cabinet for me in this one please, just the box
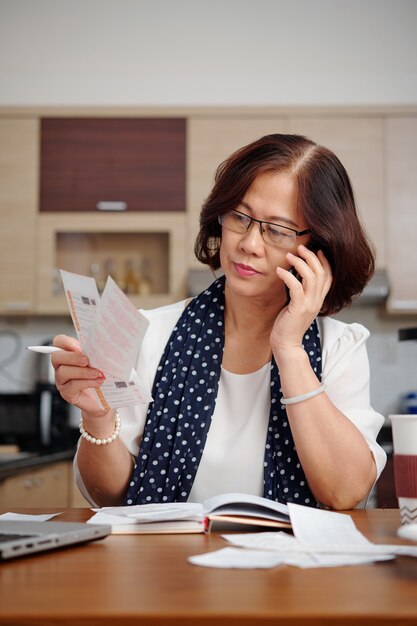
[0,119,38,314]
[40,118,186,212]
[287,117,385,269]
[187,115,385,270]
[0,107,415,317]
[385,117,417,313]
[187,117,288,267]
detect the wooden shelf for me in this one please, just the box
[36,212,187,314]
[56,232,169,295]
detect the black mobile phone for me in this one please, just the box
[284,267,298,304]
[307,238,320,254]
[284,240,319,303]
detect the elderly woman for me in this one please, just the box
[52,133,386,510]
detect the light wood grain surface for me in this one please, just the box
[0,508,416,625]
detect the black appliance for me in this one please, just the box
[0,388,73,453]
[398,327,417,342]
[0,342,76,453]
[33,342,74,452]
[0,393,39,451]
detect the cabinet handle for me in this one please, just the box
[22,478,43,489]
[4,301,31,311]
[96,201,127,211]
[388,299,417,312]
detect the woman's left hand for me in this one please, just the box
[270,245,332,354]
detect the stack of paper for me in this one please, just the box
[87,492,291,534]
[60,270,152,410]
[88,503,205,534]
[189,503,417,569]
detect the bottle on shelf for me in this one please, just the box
[103,258,120,290]
[139,256,153,295]
[89,262,102,291]
[123,258,140,295]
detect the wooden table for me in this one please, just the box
[0,508,416,625]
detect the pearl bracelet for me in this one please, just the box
[79,411,121,445]
[281,384,325,405]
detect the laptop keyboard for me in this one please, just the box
[0,533,35,543]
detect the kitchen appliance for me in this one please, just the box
[33,341,73,451]
[0,338,77,452]
[355,269,390,305]
[0,393,39,451]
[0,391,74,454]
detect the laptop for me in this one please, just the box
[0,520,111,561]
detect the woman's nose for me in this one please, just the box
[238,221,264,254]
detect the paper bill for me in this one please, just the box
[60,270,152,409]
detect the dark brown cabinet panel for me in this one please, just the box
[40,118,186,212]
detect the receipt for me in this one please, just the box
[189,547,287,569]
[60,270,152,410]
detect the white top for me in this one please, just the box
[74,299,387,506]
[188,363,271,502]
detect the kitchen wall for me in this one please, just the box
[1,0,417,421]
[333,307,417,420]
[1,307,416,423]
[0,317,74,395]
[0,0,416,106]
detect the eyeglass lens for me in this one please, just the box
[219,211,297,250]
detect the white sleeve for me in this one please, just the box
[319,318,387,482]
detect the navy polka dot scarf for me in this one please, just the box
[125,276,321,507]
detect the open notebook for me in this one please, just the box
[0,520,111,561]
[88,492,291,534]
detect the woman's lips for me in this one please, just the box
[234,262,262,277]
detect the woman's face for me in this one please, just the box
[219,170,310,301]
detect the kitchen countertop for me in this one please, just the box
[0,448,75,480]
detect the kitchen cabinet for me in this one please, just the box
[385,117,417,313]
[0,455,90,507]
[0,106,416,317]
[0,460,70,507]
[70,473,90,507]
[187,117,288,268]
[35,211,186,313]
[187,115,386,270]
[0,119,38,314]
[34,116,188,313]
[40,117,186,212]
[287,116,386,269]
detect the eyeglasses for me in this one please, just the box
[218,209,311,250]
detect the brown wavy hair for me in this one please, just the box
[194,133,375,316]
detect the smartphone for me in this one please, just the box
[306,239,320,254]
[284,240,320,303]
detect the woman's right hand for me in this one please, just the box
[51,334,107,418]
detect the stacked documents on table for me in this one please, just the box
[189,503,417,569]
[87,492,291,534]
[60,270,152,410]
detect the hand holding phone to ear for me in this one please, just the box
[270,245,333,355]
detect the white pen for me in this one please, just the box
[27,345,64,354]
